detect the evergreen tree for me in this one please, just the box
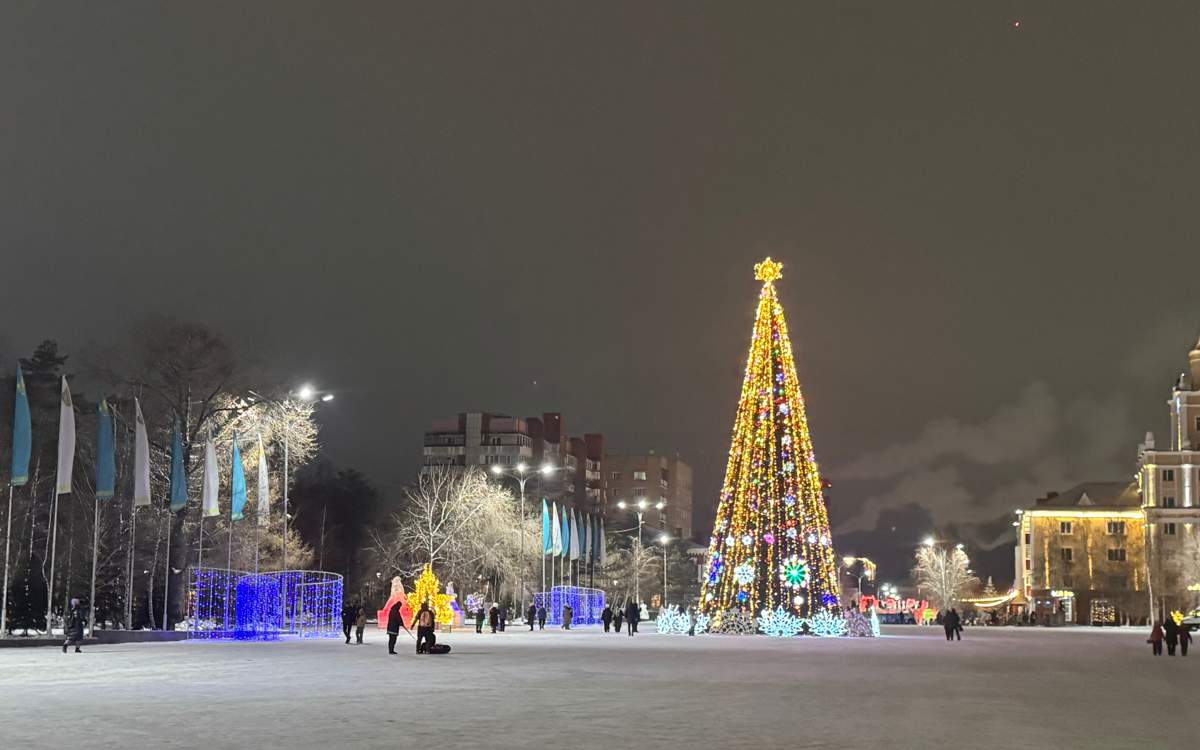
[699,258,840,618]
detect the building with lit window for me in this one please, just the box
[606,452,693,540]
[1015,482,1146,624]
[1014,336,1200,625]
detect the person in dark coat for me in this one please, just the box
[537,605,547,630]
[488,604,499,634]
[527,603,537,631]
[386,600,406,655]
[475,606,485,634]
[1164,617,1180,656]
[415,602,437,654]
[614,607,624,633]
[601,605,614,633]
[562,604,573,630]
[1149,621,1164,656]
[498,604,508,632]
[62,598,85,653]
[342,602,358,644]
[625,600,639,636]
[1179,626,1192,657]
[943,609,961,641]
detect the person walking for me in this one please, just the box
[625,600,639,637]
[527,603,537,631]
[62,598,85,653]
[498,604,508,632]
[614,606,624,634]
[355,605,368,644]
[943,609,961,641]
[386,600,406,655]
[687,607,697,636]
[537,605,547,630]
[415,603,436,654]
[601,605,613,633]
[1180,626,1192,657]
[342,602,358,644]
[488,604,499,634]
[1149,621,1164,656]
[562,604,573,630]
[475,606,485,634]
[1164,617,1180,656]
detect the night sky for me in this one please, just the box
[3,4,1199,585]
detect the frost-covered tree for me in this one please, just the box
[368,467,536,601]
[912,543,978,611]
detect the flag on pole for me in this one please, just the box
[168,426,187,512]
[560,506,570,558]
[582,513,591,562]
[550,502,562,555]
[229,433,247,521]
[541,499,551,555]
[256,435,269,527]
[11,366,31,486]
[95,400,115,499]
[133,399,151,507]
[569,510,580,561]
[592,515,601,563]
[55,377,75,494]
[201,433,219,517]
[598,519,607,566]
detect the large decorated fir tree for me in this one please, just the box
[699,258,841,619]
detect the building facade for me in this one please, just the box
[605,452,694,540]
[1015,482,1147,624]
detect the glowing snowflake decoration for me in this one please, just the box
[784,494,796,506]
[807,610,848,638]
[733,562,755,585]
[656,605,692,635]
[786,527,798,539]
[763,532,775,545]
[870,608,881,638]
[779,556,809,590]
[693,613,710,635]
[806,533,817,544]
[758,607,805,637]
[725,535,735,546]
[712,608,757,635]
[740,534,753,546]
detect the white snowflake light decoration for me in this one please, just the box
[693,613,710,635]
[712,608,757,635]
[757,606,805,637]
[807,610,848,638]
[733,561,756,585]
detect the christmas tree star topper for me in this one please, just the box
[754,256,783,283]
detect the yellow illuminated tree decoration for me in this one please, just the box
[408,564,454,626]
[699,257,841,618]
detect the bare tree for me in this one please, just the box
[368,467,536,598]
[912,543,978,611]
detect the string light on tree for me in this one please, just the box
[408,564,454,626]
[699,258,842,620]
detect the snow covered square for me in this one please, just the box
[0,624,1192,749]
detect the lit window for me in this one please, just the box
[1060,521,1073,535]
[1164,523,1177,536]
[1107,548,1126,562]
[633,471,647,481]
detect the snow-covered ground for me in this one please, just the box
[0,624,1191,749]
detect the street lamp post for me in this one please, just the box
[491,462,560,615]
[659,534,671,607]
[616,498,665,605]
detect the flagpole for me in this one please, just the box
[46,482,60,635]
[88,494,99,637]
[126,505,136,630]
[161,514,171,630]
[1,485,14,635]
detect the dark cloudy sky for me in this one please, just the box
[3,3,1198,584]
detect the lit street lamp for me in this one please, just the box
[659,534,671,606]
[616,498,665,604]
[491,461,563,613]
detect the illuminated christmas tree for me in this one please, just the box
[408,564,454,626]
[699,258,841,620]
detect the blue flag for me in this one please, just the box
[11,366,31,486]
[95,400,115,499]
[560,506,570,558]
[230,433,247,521]
[541,499,551,555]
[169,427,187,512]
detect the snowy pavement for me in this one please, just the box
[0,624,1191,749]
